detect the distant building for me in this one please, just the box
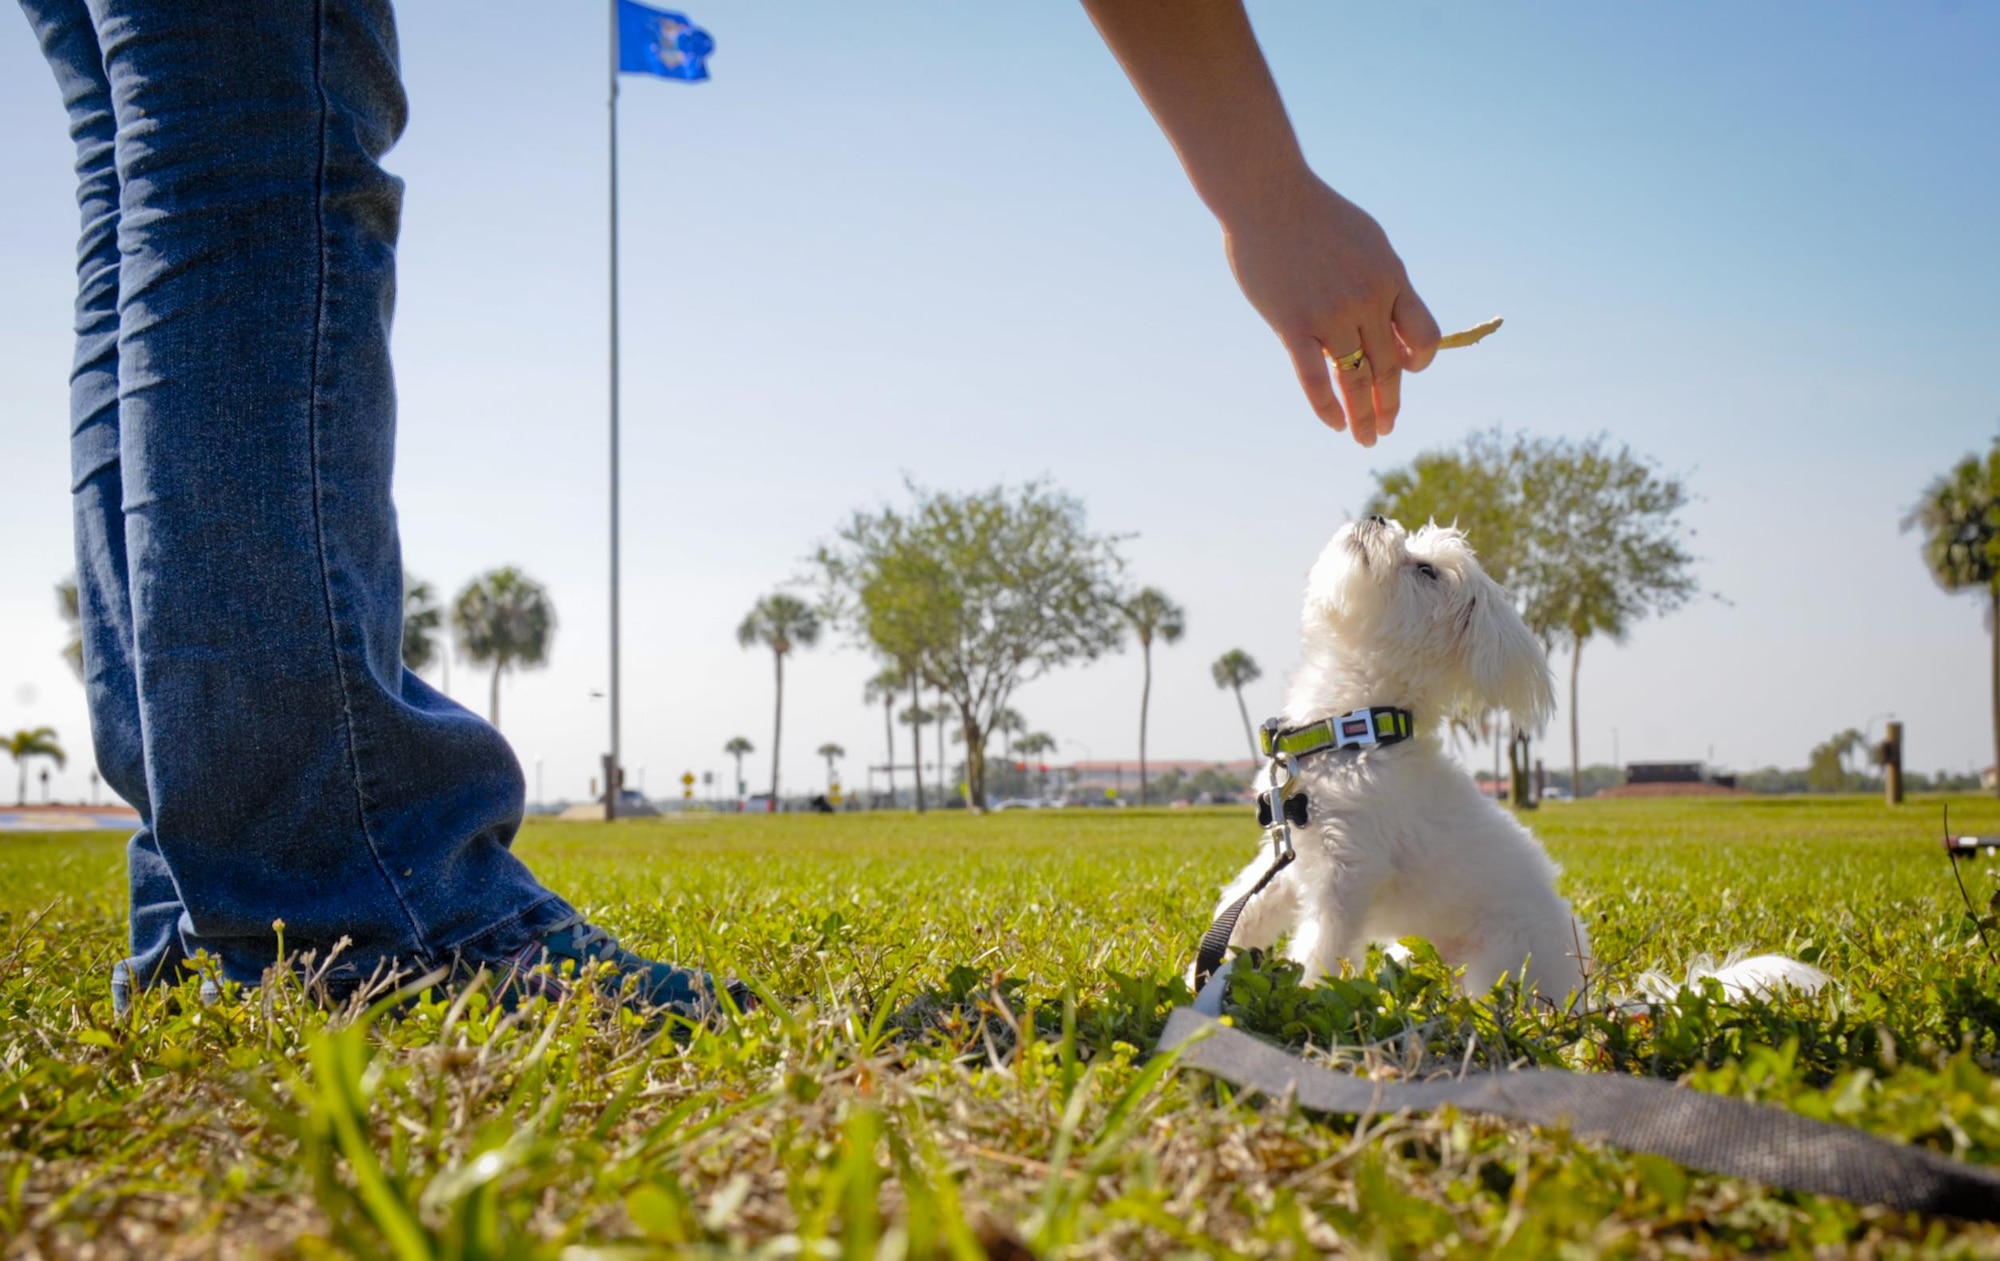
[1624,762,1705,785]
[1601,761,1741,798]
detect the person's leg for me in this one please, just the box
[79,0,573,990]
[21,0,188,1005]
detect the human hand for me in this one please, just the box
[1221,173,1441,446]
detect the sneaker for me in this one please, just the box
[111,958,221,1017]
[481,912,753,1021]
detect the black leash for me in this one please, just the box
[1192,847,1294,992]
[1193,745,1312,993]
[1159,1010,2000,1221]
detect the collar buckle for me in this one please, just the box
[1327,711,1382,751]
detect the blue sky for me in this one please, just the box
[2,2,1996,805]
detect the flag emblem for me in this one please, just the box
[617,1,714,82]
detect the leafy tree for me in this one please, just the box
[1211,648,1263,760]
[1124,588,1185,805]
[4,728,65,807]
[1149,763,1250,805]
[1512,436,1697,804]
[55,576,82,681]
[451,568,556,727]
[1151,766,1188,802]
[816,481,1126,811]
[862,664,905,806]
[402,578,443,674]
[1366,428,1528,584]
[1366,430,1529,773]
[816,742,845,792]
[737,592,821,803]
[1903,439,2000,796]
[1184,764,1249,802]
[1367,430,1698,803]
[724,735,754,799]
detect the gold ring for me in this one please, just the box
[1332,347,1368,373]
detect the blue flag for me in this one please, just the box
[618,1,714,81]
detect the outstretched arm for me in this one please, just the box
[1083,0,1439,446]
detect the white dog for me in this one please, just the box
[1200,516,1826,1011]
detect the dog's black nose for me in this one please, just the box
[1366,514,1387,526]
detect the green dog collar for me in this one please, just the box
[1259,707,1416,758]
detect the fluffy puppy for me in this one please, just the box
[1205,517,1823,1009]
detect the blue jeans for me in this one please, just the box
[22,0,575,999]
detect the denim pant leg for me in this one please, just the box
[27,0,573,990]
[18,0,185,994]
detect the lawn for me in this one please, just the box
[4,795,1999,1257]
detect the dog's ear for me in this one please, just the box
[1460,579,1554,731]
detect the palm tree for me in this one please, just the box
[5,728,65,807]
[452,568,556,726]
[402,577,444,674]
[817,742,845,793]
[991,706,1026,766]
[1123,588,1185,805]
[1210,648,1262,760]
[56,576,83,680]
[1015,730,1057,798]
[863,664,904,806]
[899,701,932,812]
[724,736,754,800]
[1905,439,2000,795]
[737,592,821,802]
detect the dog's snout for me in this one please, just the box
[1366,514,1388,527]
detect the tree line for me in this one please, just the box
[737,435,1710,812]
[729,481,1274,811]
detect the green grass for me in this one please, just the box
[4,795,2000,1257]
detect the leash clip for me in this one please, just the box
[1262,752,1300,862]
[1193,751,1304,999]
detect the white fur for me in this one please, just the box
[1208,518,1828,1010]
[1637,952,1831,1004]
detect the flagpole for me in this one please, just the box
[606,0,623,822]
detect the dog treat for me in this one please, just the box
[1437,316,1503,350]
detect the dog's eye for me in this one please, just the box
[1415,563,1439,580]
